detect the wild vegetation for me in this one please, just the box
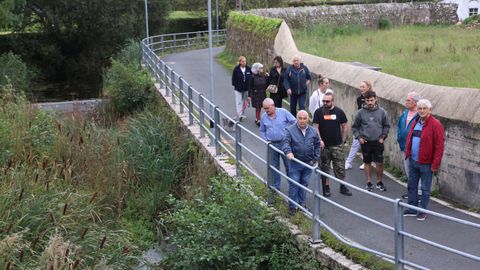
[0,41,202,268]
[293,24,480,89]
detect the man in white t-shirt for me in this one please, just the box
[309,76,333,116]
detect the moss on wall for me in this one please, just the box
[225,12,282,68]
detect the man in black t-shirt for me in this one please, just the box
[313,92,352,196]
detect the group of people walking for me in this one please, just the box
[232,55,445,220]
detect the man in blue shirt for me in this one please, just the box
[282,110,321,215]
[260,98,296,190]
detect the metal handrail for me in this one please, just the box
[141,30,480,270]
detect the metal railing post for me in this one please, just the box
[394,199,405,270]
[312,169,322,243]
[173,34,177,52]
[199,94,205,137]
[171,70,176,104]
[267,143,275,205]
[214,106,221,155]
[159,61,165,89]
[235,122,242,176]
[186,33,190,48]
[164,65,170,96]
[188,86,193,126]
[179,77,184,113]
[160,35,164,53]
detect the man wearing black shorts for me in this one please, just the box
[351,90,390,191]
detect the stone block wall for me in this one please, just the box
[247,3,458,29]
[225,27,277,69]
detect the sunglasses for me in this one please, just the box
[322,100,332,103]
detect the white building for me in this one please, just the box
[442,0,480,20]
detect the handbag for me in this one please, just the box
[267,72,281,94]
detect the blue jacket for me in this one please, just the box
[283,63,311,96]
[396,109,418,151]
[282,124,320,163]
[231,65,252,92]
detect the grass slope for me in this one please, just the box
[293,24,480,89]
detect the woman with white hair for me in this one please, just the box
[249,62,268,126]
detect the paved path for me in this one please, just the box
[163,47,480,270]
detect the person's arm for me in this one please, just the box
[351,111,364,143]
[312,112,325,150]
[308,92,318,116]
[231,66,236,87]
[397,111,404,145]
[305,65,311,86]
[283,67,292,96]
[431,121,445,172]
[259,119,267,141]
[313,128,321,163]
[380,109,391,143]
[341,123,348,143]
[282,128,294,160]
[286,110,297,125]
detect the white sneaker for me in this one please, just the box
[345,162,352,170]
[359,163,365,170]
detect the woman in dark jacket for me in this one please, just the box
[231,56,252,120]
[268,56,288,108]
[249,62,267,126]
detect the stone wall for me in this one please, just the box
[247,3,458,29]
[225,27,277,69]
[273,21,480,207]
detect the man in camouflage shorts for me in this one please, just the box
[313,92,352,196]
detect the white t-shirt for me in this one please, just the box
[308,88,334,115]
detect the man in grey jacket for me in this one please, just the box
[351,90,390,192]
[283,110,321,215]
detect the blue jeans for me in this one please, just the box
[271,142,289,190]
[287,160,313,210]
[289,93,306,116]
[407,159,433,212]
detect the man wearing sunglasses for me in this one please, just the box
[313,92,352,196]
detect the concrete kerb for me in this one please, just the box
[152,78,363,269]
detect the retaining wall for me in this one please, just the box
[225,15,480,207]
[247,2,458,29]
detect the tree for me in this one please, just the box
[0,0,26,29]
[7,0,170,97]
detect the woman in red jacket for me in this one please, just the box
[403,99,445,221]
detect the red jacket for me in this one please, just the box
[405,114,445,171]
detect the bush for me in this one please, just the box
[379,16,392,30]
[102,59,155,116]
[463,15,480,25]
[163,179,321,269]
[0,52,30,94]
[103,41,155,116]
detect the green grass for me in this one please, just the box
[168,10,207,20]
[293,24,480,89]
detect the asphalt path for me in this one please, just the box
[162,47,480,270]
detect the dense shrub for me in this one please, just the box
[163,179,322,270]
[378,16,392,30]
[102,41,155,116]
[0,51,30,93]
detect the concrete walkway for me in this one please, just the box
[163,47,480,270]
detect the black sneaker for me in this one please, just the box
[365,182,373,192]
[376,182,387,191]
[401,194,408,199]
[323,185,331,197]
[403,210,417,217]
[288,208,297,216]
[340,185,352,196]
